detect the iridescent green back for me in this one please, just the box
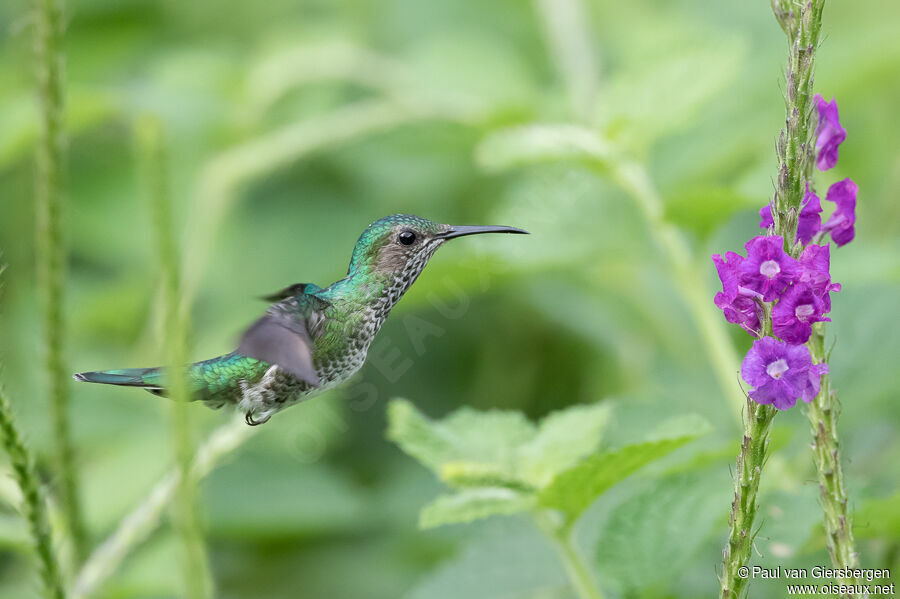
[187,352,270,402]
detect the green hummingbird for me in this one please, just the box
[74,214,527,425]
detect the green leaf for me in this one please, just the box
[600,40,743,147]
[594,468,731,592]
[387,398,536,488]
[419,488,535,529]
[476,124,616,174]
[518,403,612,488]
[387,399,612,492]
[538,416,710,523]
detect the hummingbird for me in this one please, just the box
[73,214,527,425]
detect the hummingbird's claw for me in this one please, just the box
[245,410,270,426]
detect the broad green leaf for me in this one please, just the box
[419,488,535,529]
[388,399,611,492]
[600,40,743,147]
[594,468,731,592]
[387,398,536,487]
[476,124,616,174]
[438,461,532,490]
[518,403,612,488]
[538,416,710,523]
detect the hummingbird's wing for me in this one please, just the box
[259,282,322,302]
[237,293,329,385]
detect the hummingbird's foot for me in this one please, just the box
[245,410,271,426]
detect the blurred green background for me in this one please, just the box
[1,0,899,597]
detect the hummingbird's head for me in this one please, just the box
[347,214,527,285]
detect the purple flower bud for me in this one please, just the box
[712,252,761,335]
[738,236,800,302]
[759,204,774,229]
[796,186,823,244]
[741,337,824,410]
[798,243,841,311]
[803,362,829,404]
[814,95,846,171]
[823,178,857,246]
[771,283,830,344]
[714,292,761,336]
[758,185,822,244]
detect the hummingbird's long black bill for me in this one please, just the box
[436,225,529,240]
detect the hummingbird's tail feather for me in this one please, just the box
[73,367,165,395]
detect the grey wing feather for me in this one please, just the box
[237,312,320,384]
[260,283,321,302]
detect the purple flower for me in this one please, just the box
[759,204,774,229]
[758,185,822,244]
[738,236,799,302]
[814,95,846,171]
[712,252,742,299]
[741,338,826,409]
[712,252,762,334]
[715,293,761,335]
[797,187,823,244]
[822,178,857,246]
[798,243,841,311]
[771,283,830,343]
[804,361,829,404]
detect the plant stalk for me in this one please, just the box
[0,387,67,599]
[807,324,859,583]
[720,399,777,599]
[139,116,213,599]
[534,511,604,599]
[612,161,746,426]
[772,0,825,235]
[71,417,252,599]
[772,0,861,583]
[31,0,87,561]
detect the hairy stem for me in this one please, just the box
[807,324,859,583]
[0,387,66,599]
[720,400,777,599]
[534,511,604,599]
[772,0,826,239]
[31,0,86,562]
[772,0,860,582]
[138,116,213,599]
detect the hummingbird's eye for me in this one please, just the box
[398,230,417,245]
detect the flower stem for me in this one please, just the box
[772,0,861,582]
[612,161,746,425]
[138,115,213,599]
[720,400,777,599]
[807,325,860,582]
[534,511,604,599]
[0,387,66,599]
[772,0,826,240]
[31,0,87,562]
